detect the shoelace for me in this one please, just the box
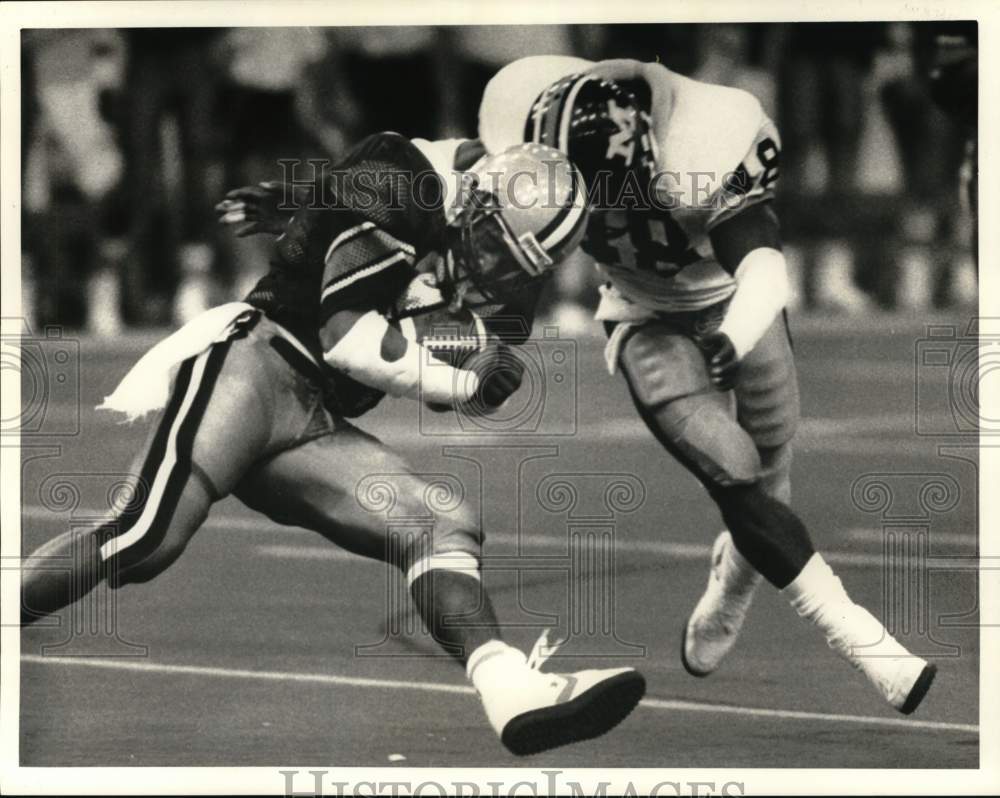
[526,628,566,671]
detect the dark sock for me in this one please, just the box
[409,569,502,664]
[711,484,815,589]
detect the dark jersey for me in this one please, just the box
[245,132,448,416]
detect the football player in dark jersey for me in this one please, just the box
[20,135,646,756]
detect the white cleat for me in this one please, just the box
[468,631,646,756]
[824,602,937,715]
[681,531,761,677]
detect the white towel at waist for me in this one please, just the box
[99,302,258,423]
[593,284,657,376]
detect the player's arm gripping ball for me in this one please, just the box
[414,308,524,415]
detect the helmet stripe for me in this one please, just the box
[539,193,586,252]
[543,85,565,149]
[539,168,587,252]
[535,162,578,243]
[557,76,592,153]
[527,90,545,144]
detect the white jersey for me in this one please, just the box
[478,56,781,315]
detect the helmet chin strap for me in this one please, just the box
[439,250,467,313]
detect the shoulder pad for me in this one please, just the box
[411,138,472,216]
[648,67,771,207]
[479,55,594,154]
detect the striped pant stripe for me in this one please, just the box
[99,341,231,569]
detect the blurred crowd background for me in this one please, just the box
[20,22,977,334]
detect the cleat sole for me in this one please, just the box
[899,662,937,715]
[500,670,646,756]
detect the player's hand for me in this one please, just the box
[697,331,740,392]
[464,344,523,410]
[214,181,301,237]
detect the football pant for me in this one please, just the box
[612,309,799,501]
[100,312,482,587]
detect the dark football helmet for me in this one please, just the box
[524,74,657,210]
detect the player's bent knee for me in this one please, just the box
[667,402,763,489]
[104,477,214,587]
[111,538,190,586]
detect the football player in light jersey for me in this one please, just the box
[20,135,647,756]
[471,55,936,714]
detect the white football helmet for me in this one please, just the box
[445,142,589,306]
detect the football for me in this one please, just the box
[390,272,522,414]
[391,272,494,367]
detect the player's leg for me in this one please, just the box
[236,420,503,657]
[729,314,933,712]
[614,319,935,712]
[683,313,801,655]
[612,320,775,673]
[234,421,645,755]
[21,328,272,623]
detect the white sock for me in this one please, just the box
[781,553,849,621]
[466,640,524,694]
[782,557,926,710]
[782,554,906,659]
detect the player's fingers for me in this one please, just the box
[219,209,248,225]
[215,199,246,213]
